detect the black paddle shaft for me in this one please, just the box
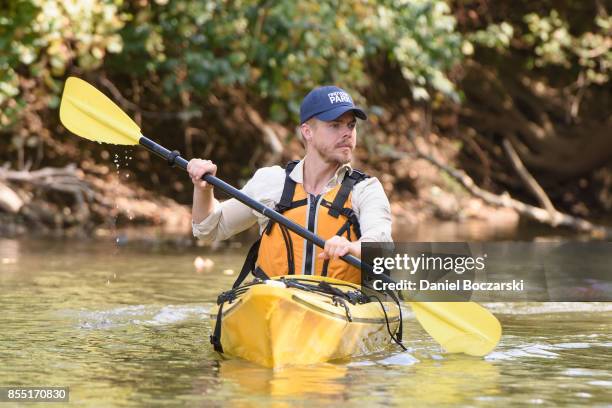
[138,135,395,284]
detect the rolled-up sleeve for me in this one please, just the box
[192,197,256,243]
[192,166,284,243]
[351,177,393,242]
[192,198,222,242]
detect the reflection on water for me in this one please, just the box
[208,352,504,407]
[217,360,349,401]
[0,238,610,407]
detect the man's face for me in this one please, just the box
[303,111,357,165]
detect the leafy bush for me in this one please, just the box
[0,0,125,127]
[2,0,463,128]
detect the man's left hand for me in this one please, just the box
[318,236,361,260]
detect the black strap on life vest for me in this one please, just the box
[261,160,302,276]
[320,169,368,277]
[264,160,301,234]
[328,169,369,217]
[231,238,262,289]
[233,161,300,289]
[279,225,295,274]
[276,160,300,211]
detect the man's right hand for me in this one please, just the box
[187,159,217,190]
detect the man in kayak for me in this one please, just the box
[187,86,392,284]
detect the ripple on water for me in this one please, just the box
[485,337,612,362]
[486,344,560,361]
[374,351,420,366]
[486,302,612,315]
[146,305,209,325]
[563,368,612,377]
[588,380,612,387]
[552,342,591,349]
[65,304,210,330]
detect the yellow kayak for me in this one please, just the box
[209,275,401,368]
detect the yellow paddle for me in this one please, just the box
[410,301,501,356]
[59,76,502,357]
[60,77,141,145]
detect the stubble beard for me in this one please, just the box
[338,152,352,165]
[315,144,352,166]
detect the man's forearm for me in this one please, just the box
[192,187,215,224]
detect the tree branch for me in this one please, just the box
[98,75,200,121]
[409,133,611,239]
[502,137,557,220]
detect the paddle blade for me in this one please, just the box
[60,77,141,145]
[410,301,502,356]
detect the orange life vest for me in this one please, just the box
[234,161,368,287]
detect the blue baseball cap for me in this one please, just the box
[299,86,367,124]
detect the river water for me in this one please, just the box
[0,237,610,407]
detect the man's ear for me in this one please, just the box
[300,123,312,144]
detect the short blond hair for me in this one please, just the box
[299,118,318,146]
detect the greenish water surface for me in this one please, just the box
[0,238,610,407]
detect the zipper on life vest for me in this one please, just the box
[303,193,322,275]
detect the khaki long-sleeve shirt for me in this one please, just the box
[192,159,392,243]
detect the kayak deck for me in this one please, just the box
[210,275,401,368]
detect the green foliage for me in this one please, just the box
[523,10,573,67]
[467,22,514,51]
[377,0,463,101]
[467,9,611,85]
[2,0,463,128]
[0,0,126,127]
[4,0,607,140]
[107,0,463,119]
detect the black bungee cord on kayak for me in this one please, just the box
[210,279,266,352]
[367,293,407,351]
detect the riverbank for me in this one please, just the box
[1,134,608,241]
[0,162,597,242]
[0,166,519,240]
